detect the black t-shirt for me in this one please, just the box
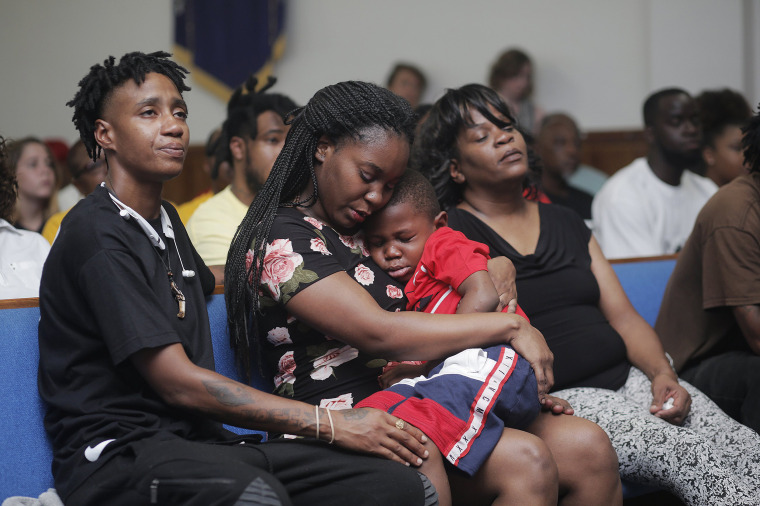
[543,185,594,220]
[38,186,224,500]
[448,204,630,391]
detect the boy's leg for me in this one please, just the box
[414,437,451,506]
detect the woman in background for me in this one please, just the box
[488,48,544,136]
[0,136,50,299]
[6,137,57,233]
[696,88,752,186]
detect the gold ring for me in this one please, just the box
[395,419,405,430]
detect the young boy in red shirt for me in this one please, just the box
[357,170,566,478]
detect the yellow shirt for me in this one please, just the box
[177,189,213,225]
[187,186,249,266]
[41,209,68,245]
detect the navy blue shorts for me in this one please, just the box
[359,345,540,476]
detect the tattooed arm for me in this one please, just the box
[130,343,430,466]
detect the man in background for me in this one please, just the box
[535,113,594,220]
[592,88,717,259]
[187,78,296,284]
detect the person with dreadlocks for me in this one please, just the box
[225,80,623,505]
[188,76,297,284]
[37,51,433,506]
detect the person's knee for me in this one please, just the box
[573,421,619,473]
[502,435,559,490]
[234,476,289,506]
[148,471,290,506]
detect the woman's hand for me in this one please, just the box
[486,256,517,312]
[508,320,554,402]
[541,394,574,415]
[649,373,692,425]
[332,408,430,466]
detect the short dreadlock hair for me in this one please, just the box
[67,51,190,162]
[412,83,541,211]
[225,81,416,379]
[215,75,298,170]
[742,104,760,175]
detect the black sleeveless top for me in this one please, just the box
[448,203,631,391]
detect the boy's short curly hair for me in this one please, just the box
[382,169,440,221]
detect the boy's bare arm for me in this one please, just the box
[456,270,501,314]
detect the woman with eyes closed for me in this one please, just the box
[226,81,621,506]
[414,83,760,506]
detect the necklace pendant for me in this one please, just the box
[170,279,186,319]
[176,297,186,319]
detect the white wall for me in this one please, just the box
[0,0,757,145]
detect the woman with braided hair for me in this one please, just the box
[226,81,621,505]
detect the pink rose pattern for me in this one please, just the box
[319,393,354,410]
[245,249,255,282]
[310,237,331,256]
[266,327,292,346]
[303,216,324,229]
[338,234,357,250]
[386,285,404,299]
[262,208,407,405]
[355,235,370,257]
[311,345,360,380]
[354,263,374,286]
[274,351,296,388]
[261,239,303,301]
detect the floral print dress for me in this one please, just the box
[255,207,406,409]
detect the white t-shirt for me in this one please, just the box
[0,219,50,299]
[591,157,718,259]
[186,186,249,266]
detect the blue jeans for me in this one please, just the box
[680,351,760,434]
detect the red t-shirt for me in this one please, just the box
[405,227,529,320]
